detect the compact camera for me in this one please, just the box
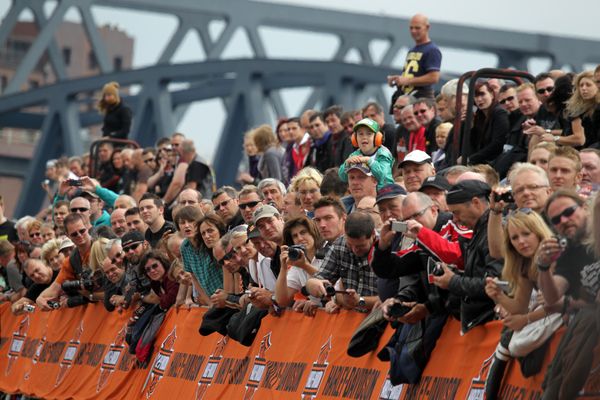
[493,188,514,203]
[287,245,306,261]
[23,304,35,312]
[391,220,408,233]
[388,302,412,318]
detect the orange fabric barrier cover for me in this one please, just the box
[0,302,575,399]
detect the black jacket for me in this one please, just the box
[448,209,502,332]
[469,105,509,165]
[308,132,334,173]
[102,102,132,139]
[331,131,354,167]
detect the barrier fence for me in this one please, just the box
[0,302,594,399]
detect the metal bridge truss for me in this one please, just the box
[2,0,600,217]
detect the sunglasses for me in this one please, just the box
[499,96,515,105]
[239,200,260,210]
[70,207,89,213]
[549,204,578,226]
[393,105,405,110]
[413,109,428,115]
[30,232,42,238]
[143,158,155,164]
[123,242,142,252]
[111,251,123,265]
[536,87,554,94]
[69,228,87,238]
[217,250,234,266]
[215,198,232,210]
[144,262,162,273]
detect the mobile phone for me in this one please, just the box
[495,280,510,294]
[391,220,408,233]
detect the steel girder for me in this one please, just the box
[0,59,399,217]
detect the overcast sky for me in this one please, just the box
[2,0,600,162]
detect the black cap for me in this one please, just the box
[246,224,261,242]
[121,231,145,248]
[419,175,450,192]
[446,180,491,205]
[376,184,407,204]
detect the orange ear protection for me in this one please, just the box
[351,130,384,148]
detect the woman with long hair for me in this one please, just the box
[274,216,323,308]
[175,207,222,306]
[253,124,285,182]
[97,81,132,139]
[565,70,600,148]
[483,209,554,399]
[140,250,180,310]
[468,80,509,164]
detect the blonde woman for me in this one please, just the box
[565,71,599,147]
[97,81,132,139]
[41,239,65,271]
[290,167,323,216]
[253,124,284,181]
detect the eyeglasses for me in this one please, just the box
[70,207,89,213]
[144,262,161,273]
[403,206,431,221]
[536,87,554,95]
[214,198,232,210]
[413,109,428,116]
[499,96,515,105]
[513,183,548,196]
[69,228,87,238]
[239,200,260,210]
[549,204,578,226]
[111,251,123,265]
[508,207,534,217]
[123,242,142,252]
[30,232,41,238]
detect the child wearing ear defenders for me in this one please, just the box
[338,118,394,189]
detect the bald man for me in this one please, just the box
[388,13,442,101]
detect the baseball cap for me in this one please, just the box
[353,118,380,134]
[80,189,99,199]
[121,231,145,248]
[399,150,432,168]
[252,205,280,224]
[376,184,407,204]
[446,180,491,205]
[347,162,373,176]
[419,175,450,192]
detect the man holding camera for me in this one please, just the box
[11,259,58,314]
[37,214,101,309]
[305,212,379,312]
[432,180,503,332]
[121,231,157,306]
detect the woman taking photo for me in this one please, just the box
[140,250,180,310]
[468,81,509,165]
[274,216,323,308]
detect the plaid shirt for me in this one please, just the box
[315,235,378,296]
[181,239,223,296]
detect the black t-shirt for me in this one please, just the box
[554,242,595,298]
[0,219,18,242]
[145,220,176,248]
[25,270,59,301]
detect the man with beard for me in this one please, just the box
[120,231,158,306]
[538,190,595,304]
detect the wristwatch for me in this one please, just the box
[537,262,551,272]
[545,128,551,134]
[357,297,366,307]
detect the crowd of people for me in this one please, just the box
[1,13,600,398]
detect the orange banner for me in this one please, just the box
[0,302,591,399]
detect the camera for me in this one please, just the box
[23,304,35,313]
[493,188,514,203]
[66,179,82,187]
[391,220,408,233]
[287,245,306,261]
[324,285,336,297]
[388,302,412,318]
[556,235,568,249]
[432,262,445,277]
[61,269,96,293]
[47,300,60,309]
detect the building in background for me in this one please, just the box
[0,21,133,217]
